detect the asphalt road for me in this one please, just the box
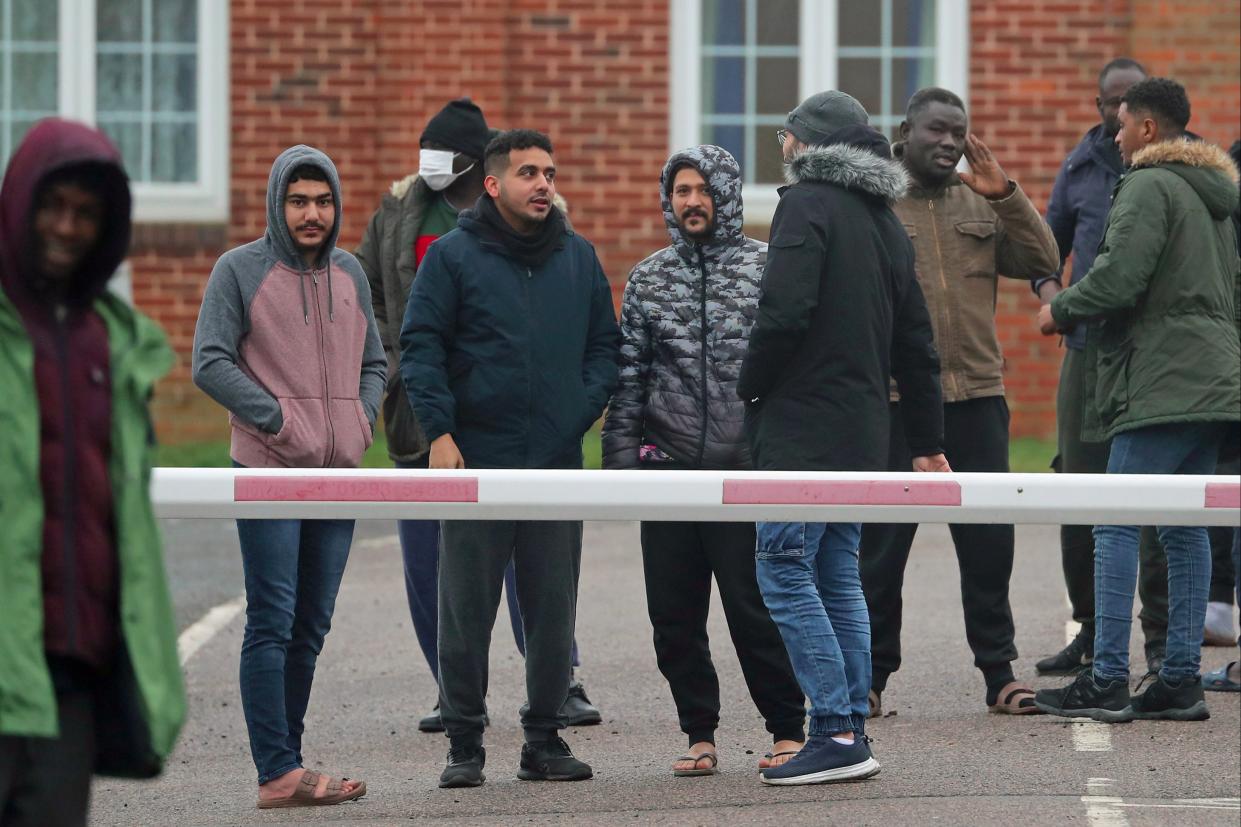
[91,520,1240,826]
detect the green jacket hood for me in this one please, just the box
[1130,139,1240,220]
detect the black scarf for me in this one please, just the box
[464,194,566,267]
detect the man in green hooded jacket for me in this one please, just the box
[1035,78,1241,723]
[0,119,184,826]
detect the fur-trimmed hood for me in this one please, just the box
[784,143,909,203]
[1130,138,1240,220]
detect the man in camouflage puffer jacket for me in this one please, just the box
[602,145,806,776]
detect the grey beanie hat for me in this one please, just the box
[785,91,869,146]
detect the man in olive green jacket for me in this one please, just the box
[1035,78,1240,724]
[860,87,1059,718]
[0,119,184,826]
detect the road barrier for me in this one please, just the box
[153,468,1240,526]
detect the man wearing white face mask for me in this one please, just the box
[356,100,600,736]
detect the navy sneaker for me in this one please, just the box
[759,734,880,786]
[439,744,486,788]
[1130,674,1210,721]
[1034,672,1133,722]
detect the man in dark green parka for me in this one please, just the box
[1035,78,1241,724]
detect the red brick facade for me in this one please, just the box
[140,0,1240,443]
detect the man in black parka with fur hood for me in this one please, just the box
[739,91,947,787]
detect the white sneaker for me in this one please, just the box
[1203,601,1238,646]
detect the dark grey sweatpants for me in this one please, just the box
[437,519,581,747]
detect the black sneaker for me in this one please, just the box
[1034,672,1133,722]
[418,702,444,733]
[439,744,486,788]
[1036,630,1093,675]
[1130,674,1210,721]
[562,681,602,726]
[760,734,880,786]
[517,736,593,781]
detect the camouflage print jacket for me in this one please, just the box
[602,145,764,470]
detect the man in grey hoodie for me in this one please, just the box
[193,145,385,809]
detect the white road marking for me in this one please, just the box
[1071,722,1114,752]
[1084,778,1131,827]
[1066,620,1081,644]
[1062,620,1114,754]
[176,534,400,666]
[177,596,245,665]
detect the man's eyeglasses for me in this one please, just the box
[776,129,789,146]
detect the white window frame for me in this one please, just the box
[670,0,968,224]
[57,0,229,223]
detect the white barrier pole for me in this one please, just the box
[151,468,1240,526]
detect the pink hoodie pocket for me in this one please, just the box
[324,397,372,468]
[266,397,331,468]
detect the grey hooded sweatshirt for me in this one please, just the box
[602,144,765,470]
[192,145,386,468]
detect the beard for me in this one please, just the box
[679,210,715,242]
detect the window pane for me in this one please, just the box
[152,121,196,182]
[838,0,880,47]
[153,54,196,112]
[97,0,143,42]
[752,127,784,184]
[703,56,744,115]
[756,0,799,46]
[892,57,936,116]
[97,54,143,112]
[756,57,798,115]
[892,0,937,48]
[153,0,196,43]
[11,52,57,111]
[702,0,745,47]
[13,0,57,40]
[703,124,744,168]
[99,119,142,172]
[838,58,881,115]
[96,0,200,182]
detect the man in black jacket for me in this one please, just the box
[400,130,619,789]
[738,91,947,786]
[602,144,806,776]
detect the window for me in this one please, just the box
[671,0,968,222]
[0,0,228,222]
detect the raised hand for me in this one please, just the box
[958,134,1011,199]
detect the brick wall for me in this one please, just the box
[136,0,1239,444]
[968,0,1239,439]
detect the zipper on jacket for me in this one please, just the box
[694,247,709,468]
[310,270,336,465]
[927,199,957,399]
[525,267,535,466]
[54,303,79,655]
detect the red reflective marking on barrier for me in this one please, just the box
[1205,483,1240,509]
[234,476,479,503]
[722,480,961,506]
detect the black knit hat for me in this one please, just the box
[420,99,490,161]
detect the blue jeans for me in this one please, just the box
[1093,422,1226,683]
[755,521,869,736]
[237,517,354,784]
[396,461,579,679]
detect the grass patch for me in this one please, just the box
[1009,437,1056,474]
[157,424,1053,474]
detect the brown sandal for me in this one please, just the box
[672,751,718,777]
[256,769,367,809]
[988,682,1043,716]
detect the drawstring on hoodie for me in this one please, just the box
[299,268,310,324]
[298,260,336,324]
